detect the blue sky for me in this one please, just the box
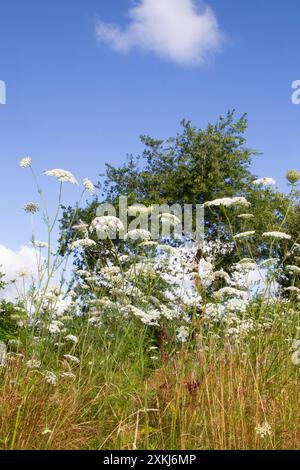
[0,0,300,253]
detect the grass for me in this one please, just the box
[1,161,300,450]
[1,306,299,450]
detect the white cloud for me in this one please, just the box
[96,0,223,65]
[0,245,37,300]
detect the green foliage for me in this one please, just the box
[103,111,255,205]
[58,111,299,277]
[0,271,19,341]
[0,301,19,341]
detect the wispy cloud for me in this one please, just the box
[0,245,37,300]
[96,0,223,66]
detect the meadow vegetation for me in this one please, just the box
[0,112,300,450]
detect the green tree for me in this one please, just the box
[59,111,295,271]
[103,111,255,205]
[0,271,19,341]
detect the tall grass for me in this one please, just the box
[1,311,299,450]
[0,160,300,450]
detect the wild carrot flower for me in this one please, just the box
[291,350,300,366]
[233,231,255,241]
[204,197,250,208]
[24,202,39,214]
[255,422,272,438]
[237,213,254,220]
[287,265,300,275]
[159,213,181,225]
[48,321,63,335]
[211,270,231,283]
[260,258,279,267]
[90,216,124,239]
[0,342,7,367]
[63,354,80,364]
[65,334,79,344]
[128,205,150,216]
[100,266,121,276]
[198,259,213,279]
[44,169,78,185]
[19,156,32,168]
[83,178,95,194]
[140,241,158,248]
[176,326,189,343]
[214,287,247,300]
[26,359,41,369]
[237,261,258,271]
[71,238,96,250]
[44,371,58,386]
[284,287,300,294]
[253,177,276,186]
[121,305,160,326]
[32,240,48,248]
[16,268,31,278]
[125,229,151,241]
[60,372,76,380]
[286,169,300,185]
[292,340,300,350]
[262,231,291,241]
[72,221,89,232]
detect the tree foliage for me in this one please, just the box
[59,111,298,272]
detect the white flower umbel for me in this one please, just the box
[284,287,300,294]
[198,259,214,287]
[286,265,300,275]
[61,372,76,380]
[71,238,96,250]
[236,261,258,271]
[0,341,7,367]
[125,229,151,241]
[255,422,272,438]
[140,241,158,248]
[44,371,58,386]
[90,216,124,239]
[233,231,255,241]
[286,170,300,185]
[262,232,291,241]
[260,258,279,267]
[204,197,250,209]
[159,213,181,225]
[176,326,189,343]
[65,334,79,344]
[19,156,32,168]
[44,169,78,185]
[72,221,89,232]
[26,359,41,369]
[211,269,231,284]
[214,287,247,300]
[32,240,48,249]
[128,205,151,216]
[83,178,95,194]
[291,350,300,366]
[63,354,80,364]
[121,305,160,326]
[24,202,39,214]
[237,213,254,220]
[48,320,64,335]
[253,177,276,187]
[42,429,53,435]
[292,340,300,350]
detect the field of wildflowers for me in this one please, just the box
[0,156,300,450]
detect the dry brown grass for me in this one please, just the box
[0,329,299,450]
[145,337,300,450]
[0,357,98,450]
